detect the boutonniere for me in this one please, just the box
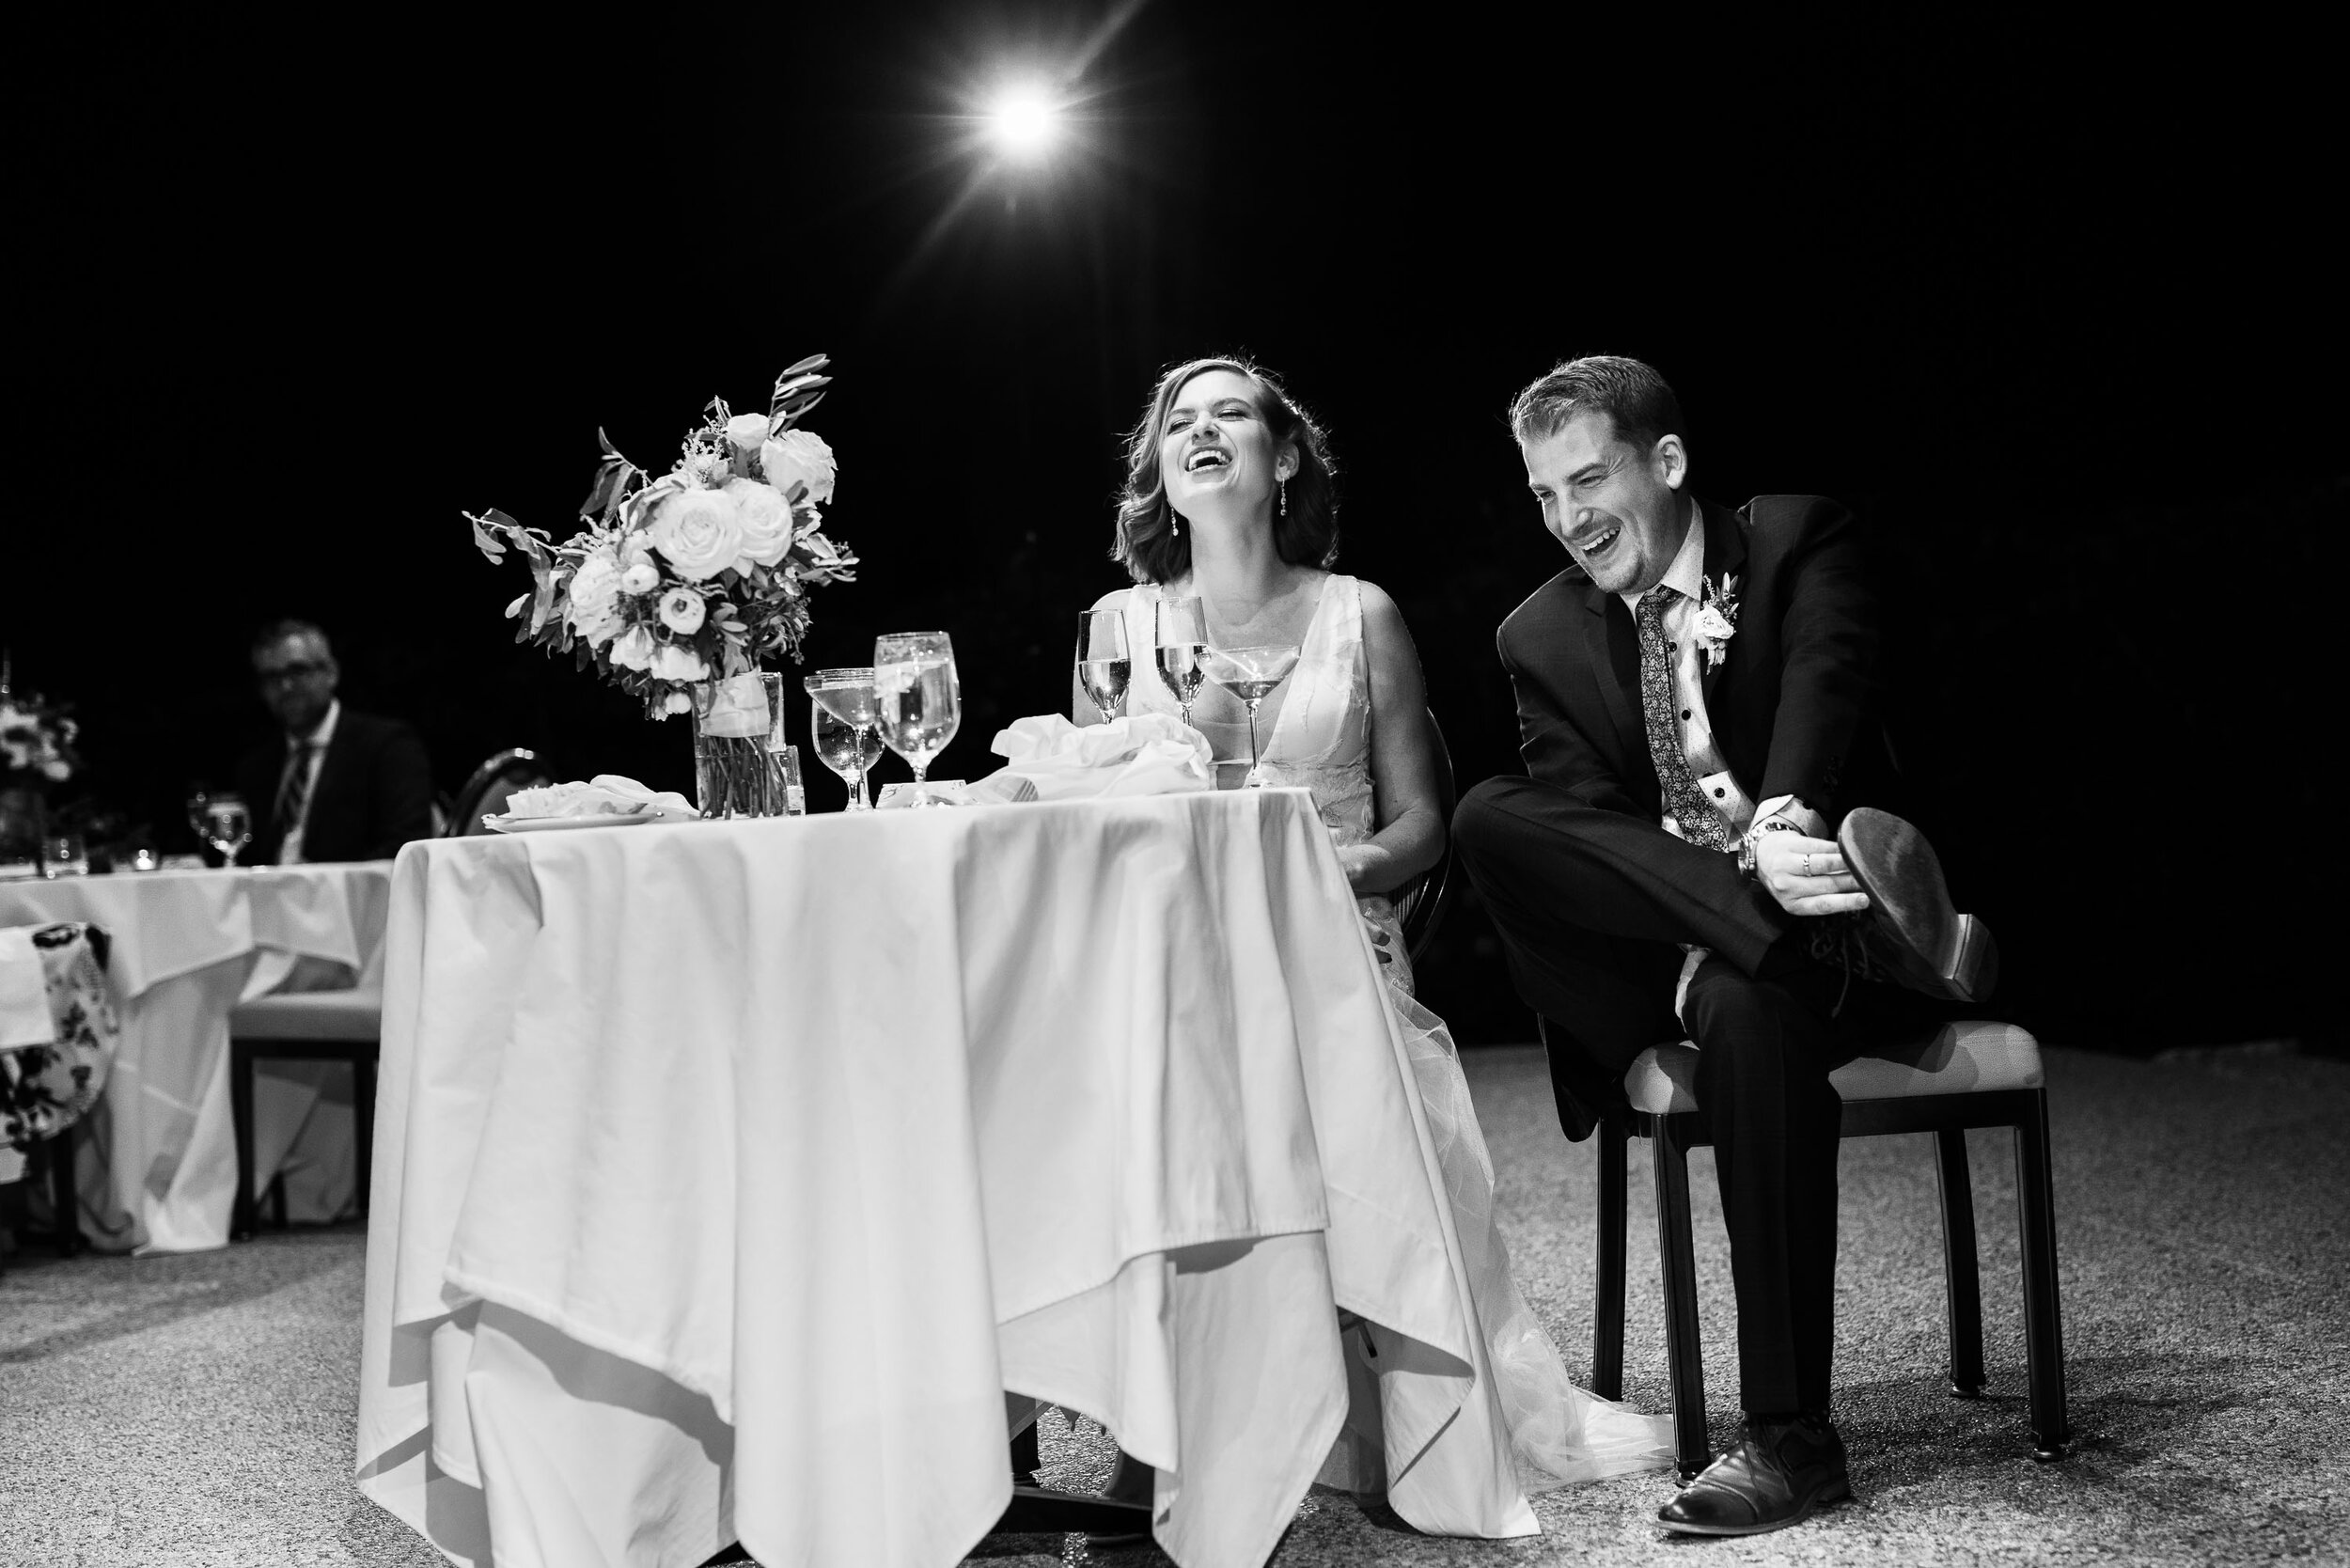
[1695,572,1739,669]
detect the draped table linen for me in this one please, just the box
[0,861,392,1251]
[357,789,1532,1568]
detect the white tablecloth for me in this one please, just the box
[0,861,393,1252]
[359,791,1537,1568]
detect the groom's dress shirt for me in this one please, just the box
[274,700,340,866]
[1621,515,1821,848]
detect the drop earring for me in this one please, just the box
[1168,508,1180,537]
[1278,478,1289,518]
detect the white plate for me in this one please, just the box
[484,812,693,834]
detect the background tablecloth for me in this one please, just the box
[0,862,393,1251]
[359,791,1533,1568]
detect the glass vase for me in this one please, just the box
[0,785,44,877]
[691,673,794,820]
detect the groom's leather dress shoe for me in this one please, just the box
[1657,1414,1851,1536]
[1826,808,1998,1004]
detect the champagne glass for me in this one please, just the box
[1202,645,1301,787]
[1076,609,1131,722]
[805,667,884,810]
[184,787,211,850]
[872,632,961,808]
[201,793,253,867]
[1153,597,1208,726]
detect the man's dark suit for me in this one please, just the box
[1455,493,1930,1419]
[234,709,436,864]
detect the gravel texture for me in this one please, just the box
[4,1043,2343,1567]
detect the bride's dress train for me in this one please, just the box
[1115,574,1673,1500]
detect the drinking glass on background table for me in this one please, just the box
[1202,645,1301,787]
[40,833,88,878]
[806,667,884,810]
[1154,597,1208,726]
[201,793,253,866]
[872,632,961,808]
[1076,609,1131,722]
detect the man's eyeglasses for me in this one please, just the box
[256,661,333,687]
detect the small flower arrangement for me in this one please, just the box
[466,356,857,716]
[0,657,78,786]
[1696,572,1740,670]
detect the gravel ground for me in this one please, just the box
[3,1043,2342,1567]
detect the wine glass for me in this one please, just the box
[871,632,961,808]
[1076,609,1131,722]
[805,667,884,810]
[1153,597,1208,726]
[201,793,254,867]
[1201,645,1301,787]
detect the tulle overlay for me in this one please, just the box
[1119,576,1673,1493]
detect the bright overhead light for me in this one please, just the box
[983,86,1060,162]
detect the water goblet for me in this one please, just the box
[805,667,884,810]
[1153,597,1208,726]
[201,793,253,867]
[1201,645,1301,787]
[871,632,961,808]
[1076,609,1131,722]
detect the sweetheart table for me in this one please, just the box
[356,790,1539,1568]
[0,860,391,1252]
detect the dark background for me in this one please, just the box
[14,9,2341,1054]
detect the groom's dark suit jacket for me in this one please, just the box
[1496,494,1894,826]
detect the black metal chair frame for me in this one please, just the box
[444,747,545,838]
[1590,1074,2070,1479]
[229,1035,378,1241]
[0,1121,84,1274]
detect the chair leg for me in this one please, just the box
[2013,1091,2070,1460]
[353,1053,377,1219]
[1592,1118,1628,1401]
[1010,1420,1042,1486]
[229,1041,258,1242]
[1932,1128,1985,1396]
[47,1121,84,1258]
[1651,1114,1711,1480]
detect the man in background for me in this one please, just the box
[235,620,434,864]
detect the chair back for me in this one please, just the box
[1394,707,1459,966]
[446,748,550,836]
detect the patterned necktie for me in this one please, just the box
[1634,589,1733,852]
[275,741,317,837]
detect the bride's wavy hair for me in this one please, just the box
[1112,355,1339,585]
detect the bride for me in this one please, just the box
[1073,356,1672,1511]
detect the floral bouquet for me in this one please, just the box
[1,660,77,788]
[466,355,857,718]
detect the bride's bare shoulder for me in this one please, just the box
[1089,585,1136,612]
[1350,578,1415,637]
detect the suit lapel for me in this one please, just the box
[1697,497,1748,710]
[1574,575,1646,762]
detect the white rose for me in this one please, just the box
[610,625,656,671]
[647,485,744,582]
[567,551,627,645]
[726,412,773,449]
[662,690,694,716]
[759,430,838,504]
[619,561,660,595]
[652,643,709,682]
[725,478,794,568]
[1696,604,1737,642]
[658,587,706,635]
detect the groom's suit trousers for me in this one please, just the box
[1455,774,1936,1417]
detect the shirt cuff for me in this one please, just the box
[1748,796,1825,841]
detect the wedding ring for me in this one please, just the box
[1800,854,1814,878]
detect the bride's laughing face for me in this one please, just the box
[1160,369,1295,526]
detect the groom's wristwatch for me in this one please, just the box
[1738,817,1802,880]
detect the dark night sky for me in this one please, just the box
[14,8,2342,1052]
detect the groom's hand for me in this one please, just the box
[1755,832,1871,917]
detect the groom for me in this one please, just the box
[1452,356,1995,1537]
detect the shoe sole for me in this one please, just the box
[1659,1476,1852,1537]
[1838,808,1998,1003]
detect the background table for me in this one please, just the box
[358,791,1539,1568]
[0,861,393,1252]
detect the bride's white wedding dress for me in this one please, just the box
[1114,574,1674,1498]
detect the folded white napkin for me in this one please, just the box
[989,713,1214,800]
[498,775,699,820]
